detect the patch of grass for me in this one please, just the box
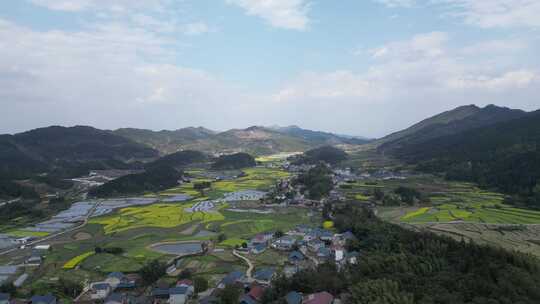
[5,229,50,238]
[219,238,247,248]
[401,207,429,221]
[81,253,144,273]
[354,193,371,201]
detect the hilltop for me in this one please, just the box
[114,125,370,155]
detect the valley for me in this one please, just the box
[0,104,539,303]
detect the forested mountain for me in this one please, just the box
[291,146,348,165]
[88,165,183,197]
[269,125,371,145]
[113,127,216,155]
[114,125,368,155]
[264,204,540,304]
[0,126,158,180]
[390,110,540,207]
[377,104,526,153]
[146,150,208,169]
[211,152,256,170]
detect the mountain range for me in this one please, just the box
[113,125,371,155]
[1,104,538,203]
[0,126,157,180]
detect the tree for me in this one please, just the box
[373,189,384,201]
[194,277,209,294]
[218,233,227,243]
[274,230,284,238]
[351,279,414,304]
[194,181,211,191]
[57,278,83,298]
[178,269,193,280]
[139,260,167,286]
[0,283,16,295]
[220,284,241,304]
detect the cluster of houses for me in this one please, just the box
[199,270,339,304]
[83,272,141,304]
[197,224,359,303]
[151,279,195,304]
[235,225,359,270]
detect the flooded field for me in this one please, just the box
[149,241,203,255]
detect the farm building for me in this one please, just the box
[253,268,275,283]
[90,282,112,300]
[30,294,57,304]
[169,286,192,304]
[303,292,334,304]
[0,293,9,304]
[218,271,245,289]
[288,251,305,264]
[272,236,296,250]
[286,292,303,304]
[251,243,267,254]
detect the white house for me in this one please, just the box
[169,287,191,304]
[90,282,112,300]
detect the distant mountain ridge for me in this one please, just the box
[114,125,371,155]
[0,126,158,180]
[377,104,526,153]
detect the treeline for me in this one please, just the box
[146,150,207,169]
[390,110,540,208]
[291,146,348,165]
[211,153,256,170]
[89,166,183,197]
[264,203,540,304]
[0,180,39,200]
[293,164,334,200]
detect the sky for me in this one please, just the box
[1,0,539,138]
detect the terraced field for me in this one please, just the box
[159,167,289,200]
[89,202,226,234]
[399,190,540,224]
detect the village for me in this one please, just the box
[0,154,402,304]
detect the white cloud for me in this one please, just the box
[0,18,251,133]
[29,0,166,12]
[270,32,539,135]
[374,0,540,29]
[460,39,528,55]
[440,0,540,28]
[182,22,214,36]
[447,70,538,90]
[226,0,311,30]
[369,32,448,59]
[373,0,415,8]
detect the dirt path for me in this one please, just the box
[232,250,253,280]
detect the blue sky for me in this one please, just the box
[1,0,539,137]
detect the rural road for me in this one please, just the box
[233,250,253,279]
[0,202,102,257]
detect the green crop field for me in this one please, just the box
[158,166,289,200]
[6,229,50,238]
[89,202,226,234]
[34,164,304,281]
[361,175,540,225]
[63,251,95,269]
